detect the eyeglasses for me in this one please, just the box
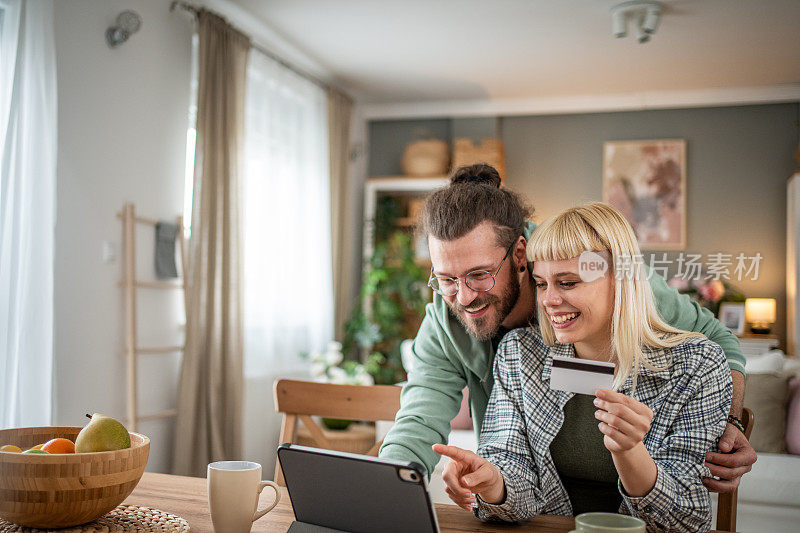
[428,241,515,297]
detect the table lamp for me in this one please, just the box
[745,298,777,334]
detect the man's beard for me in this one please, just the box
[448,271,521,342]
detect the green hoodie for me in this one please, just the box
[379,221,745,476]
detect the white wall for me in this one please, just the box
[54,0,193,473]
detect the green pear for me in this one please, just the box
[75,413,131,452]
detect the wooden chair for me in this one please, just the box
[716,407,755,532]
[273,378,402,486]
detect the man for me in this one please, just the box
[379,164,756,496]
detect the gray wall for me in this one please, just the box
[368,103,799,347]
[369,119,451,176]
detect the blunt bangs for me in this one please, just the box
[527,209,608,263]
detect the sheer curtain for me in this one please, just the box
[241,50,332,471]
[242,52,332,377]
[0,0,57,428]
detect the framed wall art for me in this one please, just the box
[603,139,686,250]
[718,302,746,335]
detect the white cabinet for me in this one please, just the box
[737,333,780,358]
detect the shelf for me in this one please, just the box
[366,176,448,194]
[367,175,447,182]
[395,217,418,227]
[736,332,779,340]
[362,176,449,262]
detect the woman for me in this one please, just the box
[433,202,732,532]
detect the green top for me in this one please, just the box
[379,221,745,477]
[549,394,622,515]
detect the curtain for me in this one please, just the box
[239,47,332,476]
[241,50,332,380]
[328,88,353,341]
[0,0,57,428]
[173,9,249,477]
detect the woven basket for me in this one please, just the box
[401,138,450,177]
[451,138,506,180]
[0,426,149,529]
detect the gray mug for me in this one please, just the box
[569,512,646,533]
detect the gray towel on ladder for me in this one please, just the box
[155,221,179,279]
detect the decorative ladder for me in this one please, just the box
[117,202,187,432]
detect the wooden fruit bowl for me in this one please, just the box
[0,426,149,528]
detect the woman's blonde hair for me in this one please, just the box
[527,202,702,390]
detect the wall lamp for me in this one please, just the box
[106,10,142,48]
[611,1,663,43]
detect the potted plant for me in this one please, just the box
[343,197,429,385]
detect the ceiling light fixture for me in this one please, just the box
[611,1,663,43]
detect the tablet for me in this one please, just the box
[277,443,440,533]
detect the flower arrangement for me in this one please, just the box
[308,341,381,386]
[304,341,386,430]
[667,277,745,316]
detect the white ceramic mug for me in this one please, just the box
[207,461,280,533]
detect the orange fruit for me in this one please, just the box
[41,438,75,454]
[0,445,22,453]
[31,443,44,450]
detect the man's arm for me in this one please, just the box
[703,370,758,493]
[648,272,746,378]
[729,370,745,418]
[379,305,466,476]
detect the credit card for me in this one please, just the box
[549,355,615,396]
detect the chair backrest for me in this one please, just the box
[273,378,402,485]
[716,407,755,532]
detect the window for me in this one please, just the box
[241,50,333,377]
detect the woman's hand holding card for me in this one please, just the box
[593,389,654,452]
[594,389,658,497]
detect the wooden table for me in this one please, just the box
[125,472,575,532]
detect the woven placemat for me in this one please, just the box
[0,505,190,532]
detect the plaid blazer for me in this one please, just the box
[475,327,732,533]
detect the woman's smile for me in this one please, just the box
[549,311,581,328]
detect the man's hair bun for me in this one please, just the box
[450,163,501,188]
[422,162,532,248]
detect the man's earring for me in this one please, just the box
[519,265,526,272]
